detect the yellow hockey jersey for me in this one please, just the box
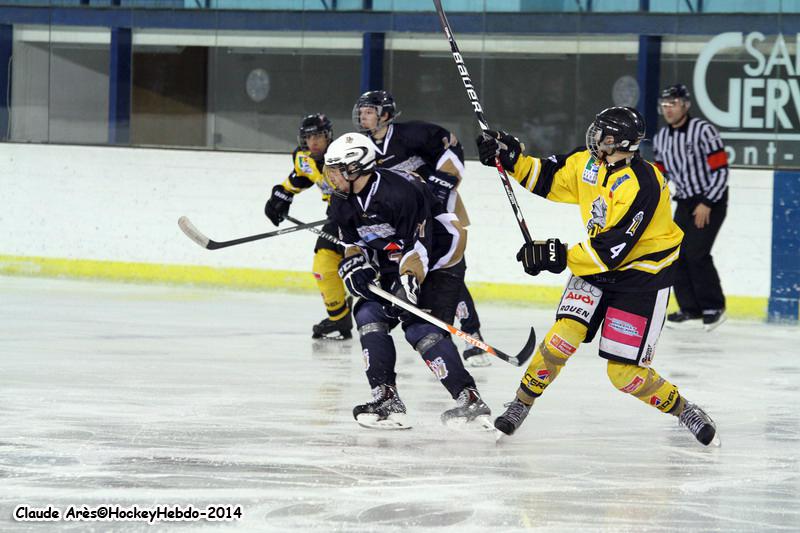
[279,148,335,202]
[510,148,683,291]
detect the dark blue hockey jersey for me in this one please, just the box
[372,121,464,181]
[327,168,465,281]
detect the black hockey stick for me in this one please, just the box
[432,0,533,244]
[178,215,328,250]
[285,215,537,367]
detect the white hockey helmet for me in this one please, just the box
[324,132,377,198]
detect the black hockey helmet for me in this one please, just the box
[352,90,398,134]
[658,84,692,116]
[660,83,691,101]
[585,106,646,160]
[297,113,333,151]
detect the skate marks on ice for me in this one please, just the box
[2,278,800,532]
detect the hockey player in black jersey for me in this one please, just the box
[264,114,353,340]
[352,90,491,367]
[324,131,491,430]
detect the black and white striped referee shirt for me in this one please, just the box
[652,116,729,204]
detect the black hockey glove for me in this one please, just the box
[385,273,420,320]
[476,130,522,171]
[338,254,378,300]
[393,273,420,305]
[264,185,294,226]
[426,171,459,206]
[516,238,568,277]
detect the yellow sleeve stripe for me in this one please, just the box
[526,157,541,192]
[582,240,609,272]
[618,248,680,272]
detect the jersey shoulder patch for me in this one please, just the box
[294,150,317,177]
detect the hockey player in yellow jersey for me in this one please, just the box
[264,114,352,339]
[476,106,719,446]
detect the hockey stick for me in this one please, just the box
[177,215,328,250]
[432,0,533,244]
[285,215,537,367]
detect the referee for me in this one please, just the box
[653,84,728,331]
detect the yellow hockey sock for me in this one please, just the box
[519,318,587,400]
[312,248,348,320]
[606,361,684,414]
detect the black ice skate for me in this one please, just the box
[678,401,720,446]
[353,384,410,430]
[493,397,532,436]
[462,331,492,367]
[665,311,702,330]
[311,297,353,340]
[441,387,492,430]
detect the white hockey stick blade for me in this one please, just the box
[178,216,210,249]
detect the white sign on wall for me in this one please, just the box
[694,32,800,166]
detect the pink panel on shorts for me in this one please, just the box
[602,307,648,347]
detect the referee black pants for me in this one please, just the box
[673,199,727,314]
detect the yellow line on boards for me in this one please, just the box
[0,254,768,320]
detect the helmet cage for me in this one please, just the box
[297,114,333,151]
[585,108,644,160]
[352,91,399,135]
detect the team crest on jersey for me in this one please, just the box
[298,154,314,175]
[586,196,608,235]
[582,157,600,185]
[357,223,396,242]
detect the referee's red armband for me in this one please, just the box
[654,161,666,174]
[707,150,728,171]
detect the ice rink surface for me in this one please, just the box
[1,276,798,532]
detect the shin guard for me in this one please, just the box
[519,318,587,400]
[607,361,683,414]
[404,322,475,399]
[313,248,348,320]
[355,300,397,389]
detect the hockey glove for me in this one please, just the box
[338,254,378,300]
[385,273,420,320]
[426,171,459,206]
[516,238,568,277]
[264,185,294,226]
[476,130,522,171]
[393,273,420,305]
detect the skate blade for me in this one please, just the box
[311,332,352,341]
[443,414,495,432]
[465,354,492,367]
[703,316,727,332]
[708,433,722,447]
[665,321,703,330]
[355,413,412,430]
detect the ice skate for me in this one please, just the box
[311,297,353,340]
[462,331,492,367]
[678,401,720,446]
[353,384,411,430]
[441,387,492,430]
[665,311,703,330]
[702,309,726,332]
[493,397,532,436]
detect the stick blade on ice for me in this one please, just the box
[178,216,210,249]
